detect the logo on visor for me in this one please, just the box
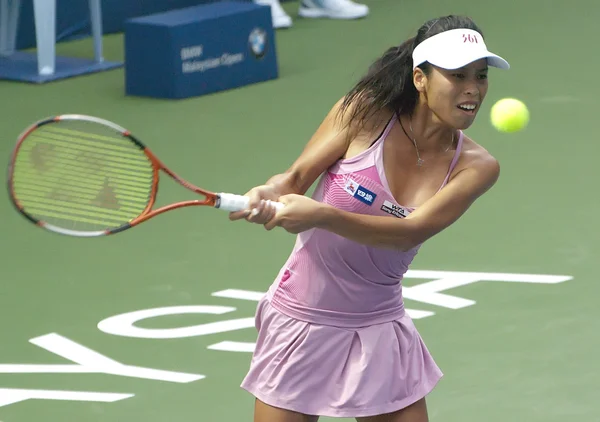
[462,33,479,43]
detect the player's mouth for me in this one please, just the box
[457,102,478,115]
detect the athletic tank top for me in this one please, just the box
[267,115,464,328]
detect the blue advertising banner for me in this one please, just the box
[124,1,278,99]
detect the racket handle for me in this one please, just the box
[216,193,285,212]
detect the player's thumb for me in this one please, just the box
[263,211,281,231]
[229,209,251,221]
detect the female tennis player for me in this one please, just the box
[230,15,509,422]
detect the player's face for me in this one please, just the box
[416,59,489,130]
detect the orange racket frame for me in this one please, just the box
[7,114,283,237]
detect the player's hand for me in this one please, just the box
[263,194,325,234]
[229,185,280,224]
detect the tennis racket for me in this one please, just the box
[7,114,284,237]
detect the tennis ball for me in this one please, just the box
[490,98,530,133]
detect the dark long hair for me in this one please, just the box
[338,15,484,131]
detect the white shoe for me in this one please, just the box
[254,0,293,29]
[298,0,369,19]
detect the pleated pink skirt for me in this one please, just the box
[240,294,443,418]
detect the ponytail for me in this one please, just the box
[338,37,421,132]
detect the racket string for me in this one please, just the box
[11,120,155,232]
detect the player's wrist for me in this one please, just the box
[313,202,337,229]
[264,172,296,196]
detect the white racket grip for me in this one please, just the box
[216,193,284,212]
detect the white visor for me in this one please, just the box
[412,29,510,70]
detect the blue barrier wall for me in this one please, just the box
[13,0,253,50]
[124,1,277,99]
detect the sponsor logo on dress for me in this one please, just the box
[380,200,409,218]
[343,178,376,205]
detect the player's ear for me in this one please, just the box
[413,67,427,93]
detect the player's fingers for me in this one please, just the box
[246,191,263,210]
[251,200,278,224]
[229,209,251,221]
[263,201,283,230]
[229,190,261,221]
[246,199,266,223]
[264,214,279,231]
[264,200,278,221]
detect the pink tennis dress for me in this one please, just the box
[241,116,464,418]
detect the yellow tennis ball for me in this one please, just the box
[490,98,530,133]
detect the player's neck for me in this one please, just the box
[403,105,455,152]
